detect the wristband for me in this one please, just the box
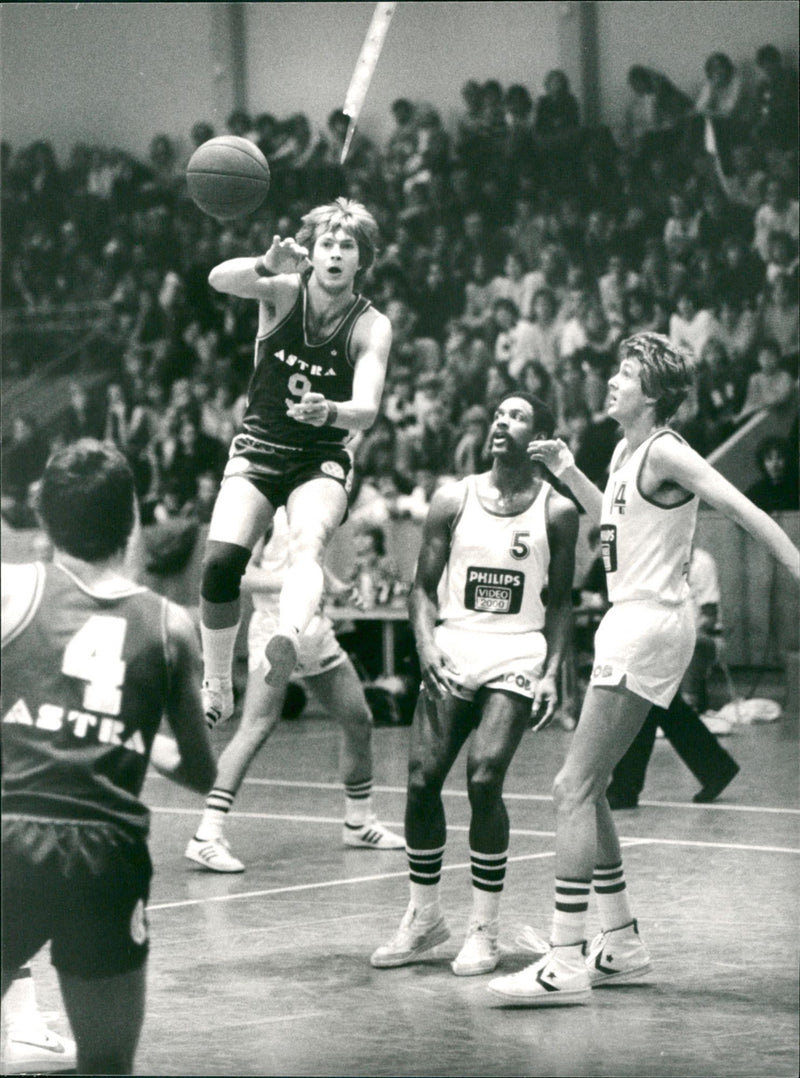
[323,401,339,427]
[254,256,277,278]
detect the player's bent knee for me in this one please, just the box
[201,541,251,604]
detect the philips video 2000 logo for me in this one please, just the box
[464,567,524,614]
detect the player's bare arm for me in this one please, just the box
[287,307,392,431]
[157,601,217,791]
[531,493,579,731]
[208,234,309,311]
[648,435,800,582]
[1,563,40,646]
[527,438,604,521]
[408,483,464,698]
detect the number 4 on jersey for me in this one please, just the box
[612,482,627,514]
[62,615,127,715]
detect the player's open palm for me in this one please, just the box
[530,673,558,731]
[263,235,310,275]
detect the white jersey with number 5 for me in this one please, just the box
[438,475,551,634]
[601,429,698,605]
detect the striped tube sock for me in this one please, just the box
[470,848,507,923]
[344,778,373,826]
[407,844,445,913]
[593,861,633,930]
[196,788,236,840]
[551,877,591,945]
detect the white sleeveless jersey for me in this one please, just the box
[601,429,698,605]
[438,475,551,634]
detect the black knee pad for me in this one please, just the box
[200,541,252,604]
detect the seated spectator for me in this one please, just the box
[746,436,799,512]
[714,294,759,367]
[760,274,799,370]
[534,69,580,139]
[484,364,517,415]
[410,259,463,342]
[490,297,536,377]
[696,338,745,449]
[453,404,490,478]
[722,143,767,211]
[694,182,752,247]
[523,286,561,377]
[752,44,799,153]
[669,287,722,360]
[753,176,799,264]
[398,397,456,479]
[59,380,104,444]
[663,190,701,262]
[599,249,642,325]
[488,250,530,310]
[158,413,226,508]
[461,252,495,333]
[621,65,692,160]
[382,366,418,431]
[503,83,536,188]
[573,301,620,414]
[717,233,765,306]
[518,360,557,418]
[694,52,750,124]
[621,287,662,337]
[0,413,50,527]
[402,104,451,200]
[763,229,799,287]
[504,195,545,272]
[736,338,797,422]
[383,98,418,202]
[454,79,492,185]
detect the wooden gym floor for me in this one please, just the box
[23,669,799,1077]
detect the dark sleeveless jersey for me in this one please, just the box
[1,563,170,836]
[242,274,373,449]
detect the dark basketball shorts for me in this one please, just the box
[223,433,352,508]
[1,816,153,978]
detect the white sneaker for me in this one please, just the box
[701,711,733,736]
[264,631,299,686]
[488,943,590,1006]
[371,903,450,968]
[201,677,234,728]
[343,817,405,849]
[185,835,244,873]
[586,919,651,985]
[451,920,500,976]
[1,1020,76,1075]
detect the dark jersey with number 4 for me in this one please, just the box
[1,562,170,836]
[242,274,373,450]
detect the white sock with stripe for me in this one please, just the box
[593,861,633,930]
[470,848,507,924]
[407,844,445,917]
[196,788,236,840]
[551,877,591,946]
[344,778,373,826]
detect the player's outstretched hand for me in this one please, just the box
[263,234,311,275]
[527,438,574,477]
[529,673,558,732]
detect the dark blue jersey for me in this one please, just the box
[1,563,170,836]
[242,274,373,449]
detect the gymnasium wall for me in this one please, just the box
[596,0,800,137]
[2,2,797,162]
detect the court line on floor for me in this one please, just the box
[152,804,799,856]
[148,773,800,816]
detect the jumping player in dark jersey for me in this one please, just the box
[199,198,392,727]
[1,439,215,1074]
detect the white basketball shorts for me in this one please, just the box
[248,608,346,680]
[590,598,696,707]
[433,623,547,701]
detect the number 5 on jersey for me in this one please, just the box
[62,615,127,715]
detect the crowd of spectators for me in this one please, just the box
[2,45,798,533]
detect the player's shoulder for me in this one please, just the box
[546,486,579,521]
[1,562,44,645]
[428,476,469,520]
[351,303,392,354]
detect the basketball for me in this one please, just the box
[186,135,270,220]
